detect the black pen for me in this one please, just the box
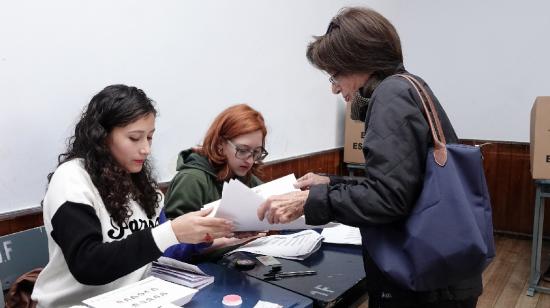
[264,270,317,278]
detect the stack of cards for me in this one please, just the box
[151,257,214,289]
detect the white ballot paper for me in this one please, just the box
[83,276,197,308]
[229,229,323,260]
[208,174,335,231]
[321,223,362,245]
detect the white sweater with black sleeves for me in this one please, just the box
[31,159,179,308]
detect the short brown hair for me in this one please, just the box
[306,7,403,94]
[199,104,267,181]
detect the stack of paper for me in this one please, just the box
[83,276,197,308]
[207,174,336,231]
[321,224,362,245]
[229,229,323,260]
[151,257,214,289]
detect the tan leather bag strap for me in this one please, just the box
[396,74,448,166]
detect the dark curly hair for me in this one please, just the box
[47,84,161,226]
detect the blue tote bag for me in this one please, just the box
[362,74,496,291]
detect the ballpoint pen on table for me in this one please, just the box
[263,270,317,280]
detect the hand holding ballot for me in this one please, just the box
[257,172,329,224]
[293,172,330,190]
[209,174,334,231]
[257,190,309,224]
[171,207,234,243]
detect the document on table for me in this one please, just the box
[207,174,336,231]
[229,229,323,260]
[151,256,214,289]
[83,276,197,308]
[321,224,362,245]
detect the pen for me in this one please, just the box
[264,270,317,279]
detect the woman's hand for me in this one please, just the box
[294,172,330,190]
[257,190,309,224]
[170,207,234,244]
[232,231,266,239]
[206,232,266,251]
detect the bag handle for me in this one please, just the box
[396,74,447,166]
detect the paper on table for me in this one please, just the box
[83,276,197,308]
[155,256,207,275]
[321,224,362,245]
[210,174,335,231]
[254,300,283,308]
[229,229,323,260]
[151,257,214,289]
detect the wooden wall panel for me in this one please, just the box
[0,142,545,238]
[0,212,43,236]
[467,141,540,235]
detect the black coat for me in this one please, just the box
[304,73,482,302]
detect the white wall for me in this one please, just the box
[1,0,549,214]
[383,1,550,142]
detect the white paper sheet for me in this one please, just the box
[321,224,362,245]
[229,229,323,260]
[254,300,283,308]
[209,174,335,231]
[83,276,197,308]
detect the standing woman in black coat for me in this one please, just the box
[257,7,482,308]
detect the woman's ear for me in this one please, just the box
[217,143,224,155]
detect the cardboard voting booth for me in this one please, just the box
[343,101,366,164]
[530,96,550,179]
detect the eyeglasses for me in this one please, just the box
[227,139,268,162]
[329,73,340,86]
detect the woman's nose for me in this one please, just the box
[245,154,254,164]
[140,141,151,155]
[331,83,341,94]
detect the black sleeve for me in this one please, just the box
[304,78,431,227]
[329,175,362,185]
[50,202,162,285]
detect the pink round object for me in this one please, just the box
[222,294,243,307]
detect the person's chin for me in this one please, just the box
[233,168,250,177]
[344,94,351,102]
[127,165,143,173]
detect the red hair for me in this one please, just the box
[199,104,267,181]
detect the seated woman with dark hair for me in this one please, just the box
[31,85,234,308]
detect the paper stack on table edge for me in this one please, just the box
[321,223,362,245]
[228,229,323,260]
[82,276,197,308]
[151,256,214,289]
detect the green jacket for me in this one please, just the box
[164,148,263,219]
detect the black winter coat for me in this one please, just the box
[304,73,482,302]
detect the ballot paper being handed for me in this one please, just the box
[229,229,323,260]
[207,174,336,231]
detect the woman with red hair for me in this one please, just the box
[162,103,268,261]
